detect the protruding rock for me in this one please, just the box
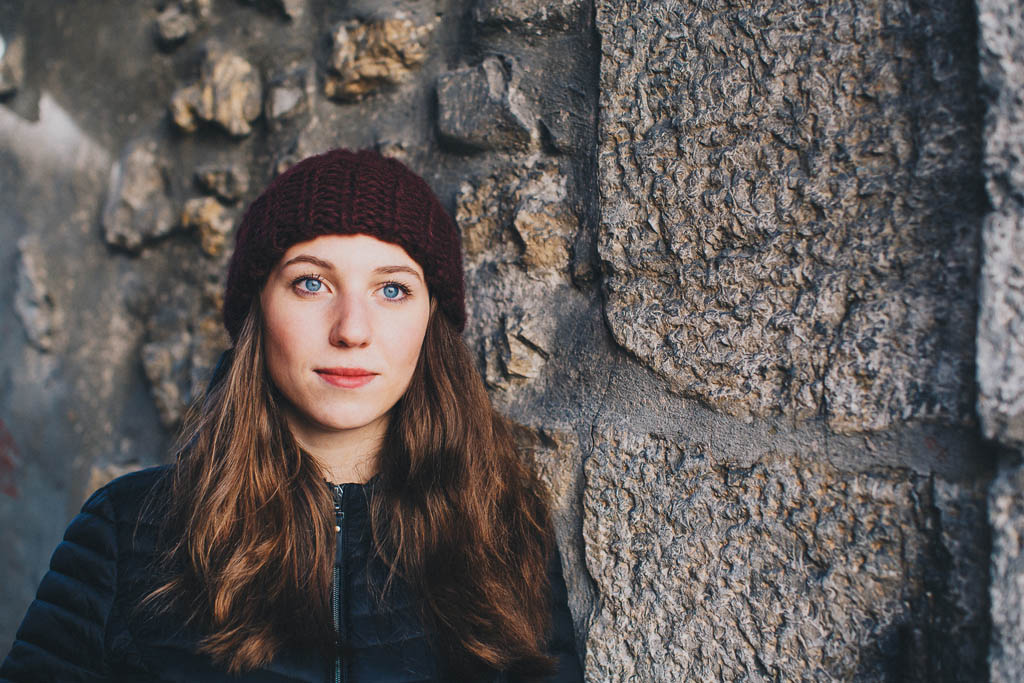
[195,164,249,202]
[436,56,533,152]
[141,329,192,428]
[455,162,575,273]
[323,16,433,101]
[265,67,311,124]
[0,34,26,96]
[502,310,550,379]
[268,85,303,119]
[155,5,196,45]
[102,140,176,252]
[512,171,576,271]
[171,45,262,137]
[473,0,583,33]
[14,235,61,352]
[483,309,552,389]
[142,308,228,429]
[154,0,211,47]
[182,196,235,257]
[455,175,509,263]
[540,109,577,154]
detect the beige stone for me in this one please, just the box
[0,34,25,96]
[102,139,176,251]
[14,235,61,352]
[181,196,235,257]
[141,330,192,428]
[323,17,432,101]
[194,164,249,203]
[171,45,262,136]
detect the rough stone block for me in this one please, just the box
[323,16,432,101]
[978,0,1024,679]
[194,164,249,203]
[437,56,533,152]
[181,196,235,257]
[170,44,262,137]
[990,460,1024,682]
[155,4,197,46]
[455,160,575,272]
[0,34,25,97]
[582,429,987,680]
[141,329,192,428]
[102,139,176,252]
[596,0,983,432]
[977,0,1024,449]
[141,308,226,429]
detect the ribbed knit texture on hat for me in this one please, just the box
[222,149,465,342]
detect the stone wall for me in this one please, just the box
[0,0,1011,680]
[978,0,1024,680]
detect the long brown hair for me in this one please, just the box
[147,300,555,675]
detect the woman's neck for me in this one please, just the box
[284,409,385,484]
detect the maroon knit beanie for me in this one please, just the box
[222,148,465,343]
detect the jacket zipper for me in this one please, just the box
[332,485,345,683]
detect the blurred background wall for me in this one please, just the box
[1,0,1022,679]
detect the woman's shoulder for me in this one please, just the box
[85,464,174,527]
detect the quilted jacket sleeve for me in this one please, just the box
[0,485,118,682]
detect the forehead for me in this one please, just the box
[276,234,423,274]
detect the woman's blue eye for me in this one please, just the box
[301,278,322,292]
[382,284,402,299]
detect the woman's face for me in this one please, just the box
[260,233,431,451]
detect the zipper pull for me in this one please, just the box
[332,484,345,533]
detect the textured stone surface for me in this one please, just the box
[266,68,309,123]
[323,17,432,102]
[13,236,60,352]
[978,1,1024,680]
[102,139,176,251]
[473,0,584,33]
[437,56,533,152]
[582,429,988,680]
[141,330,192,428]
[456,160,576,273]
[597,0,983,432]
[155,6,194,46]
[0,34,25,96]
[0,0,1005,677]
[181,196,235,257]
[171,44,262,136]
[454,159,582,391]
[142,308,227,429]
[991,460,1024,682]
[977,0,1024,449]
[194,164,249,203]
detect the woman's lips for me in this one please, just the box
[315,367,378,389]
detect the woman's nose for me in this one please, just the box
[328,293,371,348]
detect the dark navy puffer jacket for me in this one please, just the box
[0,466,583,682]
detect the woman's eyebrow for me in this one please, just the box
[281,255,334,270]
[374,265,423,283]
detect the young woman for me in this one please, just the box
[0,149,582,682]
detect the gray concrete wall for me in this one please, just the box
[0,0,1012,680]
